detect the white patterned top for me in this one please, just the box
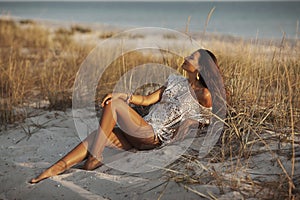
[143,74,212,144]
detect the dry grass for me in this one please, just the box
[163,37,300,199]
[0,17,299,199]
[0,17,92,129]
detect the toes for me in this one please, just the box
[29,176,44,184]
[29,161,68,184]
[29,178,37,184]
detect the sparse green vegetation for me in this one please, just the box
[163,33,178,39]
[99,31,114,39]
[71,25,92,34]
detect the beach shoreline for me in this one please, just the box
[4,14,292,44]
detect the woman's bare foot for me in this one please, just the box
[30,160,67,184]
[83,155,102,170]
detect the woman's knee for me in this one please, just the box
[103,99,126,115]
[105,98,126,110]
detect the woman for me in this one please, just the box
[30,49,220,183]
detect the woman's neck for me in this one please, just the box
[187,73,211,108]
[188,72,203,89]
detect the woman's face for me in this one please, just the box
[181,51,201,73]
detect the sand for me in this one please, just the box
[0,108,299,199]
[0,109,218,199]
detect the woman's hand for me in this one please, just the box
[101,93,128,107]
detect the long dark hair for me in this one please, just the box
[196,49,228,111]
[197,49,219,89]
[195,49,227,157]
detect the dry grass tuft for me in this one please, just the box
[71,25,92,34]
[99,31,115,39]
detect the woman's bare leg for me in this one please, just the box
[30,138,90,183]
[30,128,132,183]
[30,99,156,183]
[84,99,157,170]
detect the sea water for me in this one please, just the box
[0,1,299,39]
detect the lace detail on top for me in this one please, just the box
[143,74,212,144]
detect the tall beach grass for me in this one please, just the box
[0,17,92,129]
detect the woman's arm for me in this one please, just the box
[128,86,166,106]
[101,86,165,107]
